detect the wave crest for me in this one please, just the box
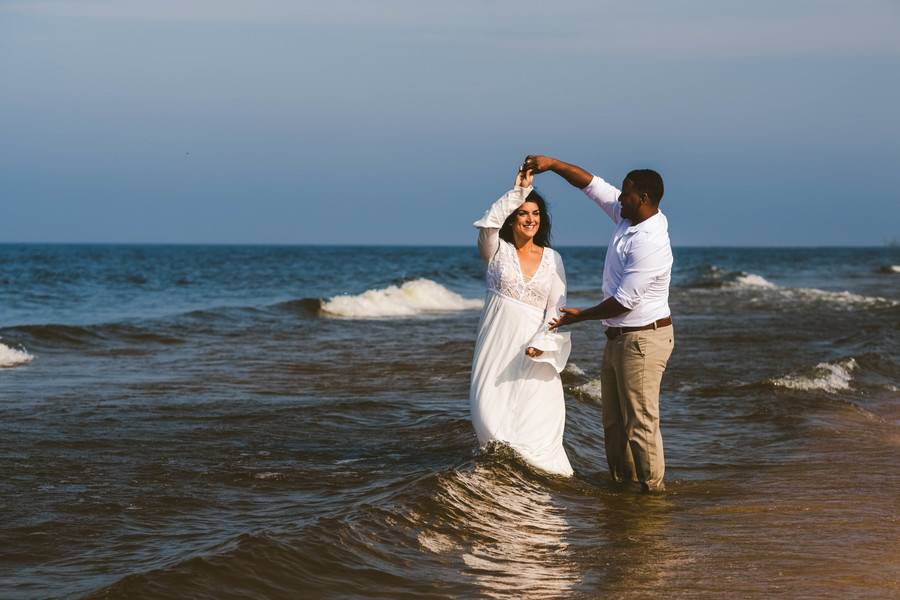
[782,288,898,309]
[684,266,897,309]
[320,279,482,318]
[4,323,184,348]
[730,273,777,288]
[275,298,323,316]
[684,265,777,289]
[563,363,586,376]
[769,358,858,393]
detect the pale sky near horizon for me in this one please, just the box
[2,1,899,246]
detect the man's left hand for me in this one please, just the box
[549,307,582,330]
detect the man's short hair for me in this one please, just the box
[626,169,664,205]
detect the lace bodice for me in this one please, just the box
[473,185,568,313]
[486,240,554,309]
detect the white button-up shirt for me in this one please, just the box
[582,175,672,328]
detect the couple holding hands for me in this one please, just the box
[469,155,674,492]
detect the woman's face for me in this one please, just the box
[513,201,541,241]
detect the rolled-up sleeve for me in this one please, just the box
[582,176,622,224]
[612,236,670,310]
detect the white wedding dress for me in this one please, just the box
[469,185,574,476]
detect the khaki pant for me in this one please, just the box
[600,325,674,492]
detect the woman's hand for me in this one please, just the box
[515,167,534,189]
[525,347,544,358]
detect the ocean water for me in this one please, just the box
[1,244,899,599]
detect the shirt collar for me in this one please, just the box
[625,210,665,234]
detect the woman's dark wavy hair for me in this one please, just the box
[499,189,552,248]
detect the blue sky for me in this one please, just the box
[2,1,898,245]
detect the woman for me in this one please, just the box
[469,167,573,476]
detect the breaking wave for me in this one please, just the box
[769,358,858,393]
[684,265,777,289]
[778,288,898,309]
[86,452,579,599]
[684,266,897,309]
[563,362,586,377]
[2,323,184,348]
[0,340,34,368]
[730,273,777,288]
[320,279,483,318]
[571,378,603,403]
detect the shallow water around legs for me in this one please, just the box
[1,245,899,598]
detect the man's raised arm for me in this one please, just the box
[524,154,621,224]
[523,155,593,188]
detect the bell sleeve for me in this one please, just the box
[473,185,533,263]
[525,251,572,372]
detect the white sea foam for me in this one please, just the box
[770,358,858,393]
[783,288,898,309]
[564,363,586,376]
[729,273,777,288]
[697,266,777,289]
[713,270,898,309]
[0,341,34,368]
[321,278,483,318]
[573,378,603,402]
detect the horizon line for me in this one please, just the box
[1,241,898,250]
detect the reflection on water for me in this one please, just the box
[590,494,689,597]
[416,461,698,599]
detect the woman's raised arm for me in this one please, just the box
[473,169,533,263]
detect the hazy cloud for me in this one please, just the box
[4,0,899,58]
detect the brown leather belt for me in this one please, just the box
[605,316,672,340]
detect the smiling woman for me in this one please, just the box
[499,188,552,285]
[499,189,552,250]
[468,168,573,476]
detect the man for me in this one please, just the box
[523,154,674,492]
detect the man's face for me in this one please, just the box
[618,179,644,222]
